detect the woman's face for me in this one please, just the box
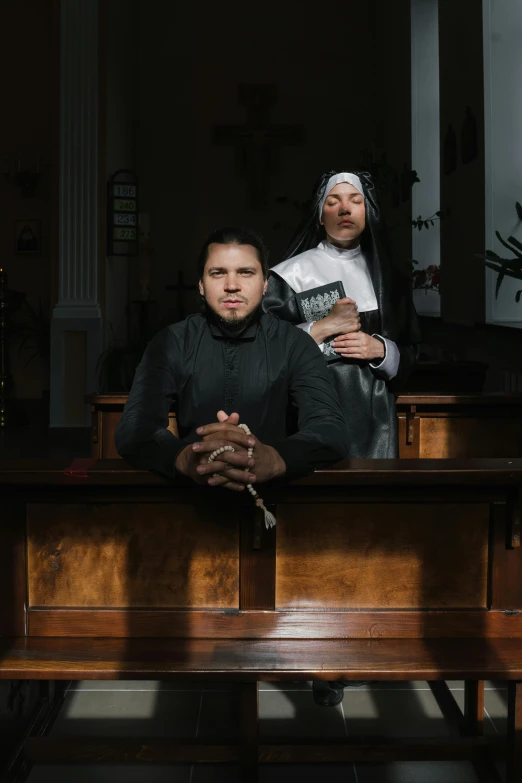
[320,182,366,248]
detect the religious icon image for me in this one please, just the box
[14,219,42,255]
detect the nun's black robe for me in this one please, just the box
[263,171,421,458]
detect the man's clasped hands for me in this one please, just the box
[175,411,286,492]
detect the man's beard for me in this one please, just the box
[216,311,251,333]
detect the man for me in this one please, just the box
[115,227,348,491]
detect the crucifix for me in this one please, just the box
[166,270,199,321]
[214,84,305,209]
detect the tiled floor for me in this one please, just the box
[26,680,507,782]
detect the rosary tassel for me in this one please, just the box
[207,422,277,529]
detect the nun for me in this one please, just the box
[264,170,421,460]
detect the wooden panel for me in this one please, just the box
[419,418,522,459]
[100,411,120,459]
[276,504,489,609]
[491,502,522,609]
[2,636,522,681]
[398,413,420,458]
[27,607,522,639]
[240,509,276,610]
[0,502,27,636]
[27,503,239,609]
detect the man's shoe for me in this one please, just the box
[312,679,371,707]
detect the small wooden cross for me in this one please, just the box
[165,270,199,321]
[214,84,305,209]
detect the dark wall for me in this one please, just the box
[439,0,485,327]
[0,0,58,400]
[134,0,413,325]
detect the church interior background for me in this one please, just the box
[2,0,521,432]
[1,0,522,780]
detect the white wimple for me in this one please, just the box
[207,422,276,529]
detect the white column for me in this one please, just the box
[483,0,522,327]
[411,0,441,317]
[50,0,102,426]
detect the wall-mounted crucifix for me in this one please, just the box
[214,84,305,209]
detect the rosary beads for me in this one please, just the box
[207,422,276,529]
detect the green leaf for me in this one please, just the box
[516,290,522,303]
[496,230,522,258]
[435,210,442,217]
[495,269,506,299]
[516,202,522,221]
[430,221,435,226]
[508,235,522,252]
[484,249,502,260]
[424,221,429,228]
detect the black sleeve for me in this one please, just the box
[273,329,349,477]
[262,272,301,324]
[114,327,186,479]
[389,277,422,392]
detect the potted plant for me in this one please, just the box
[478,201,522,302]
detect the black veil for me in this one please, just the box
[279,169,405,340]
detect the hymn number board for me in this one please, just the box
[107,170,139,256]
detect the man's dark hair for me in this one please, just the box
[197,226,269,279]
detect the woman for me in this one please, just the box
[265,171,421,707]
[264,170,421,459]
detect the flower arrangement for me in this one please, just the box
[412,263,440,293]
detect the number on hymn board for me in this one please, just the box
[114,213,137,226]
[113,199,136,211]
[113,227,137,240]
[113,184,137,198]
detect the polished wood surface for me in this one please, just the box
[1,457,522,484]
[27,503,239,609]
[276,503,488,609]
[87,392,522,460]
[2,458,522,778]
[25,608,522,639]
[1,636,522,680]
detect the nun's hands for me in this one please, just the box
[310,297,360,344]
[332,332,385,361]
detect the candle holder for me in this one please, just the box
[0,270,24,428]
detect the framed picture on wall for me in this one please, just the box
[14,219,42,255]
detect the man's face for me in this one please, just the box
[321,182,366,247]
[199,243,267,327]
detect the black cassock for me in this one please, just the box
[263,171,421,458]
[115,310,349,479]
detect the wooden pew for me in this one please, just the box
[1,458,522,781]
[87,392,522,460]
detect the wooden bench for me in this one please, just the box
[1,458,522,781]
[87,392,522,459]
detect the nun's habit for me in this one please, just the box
[263,171,421,458]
